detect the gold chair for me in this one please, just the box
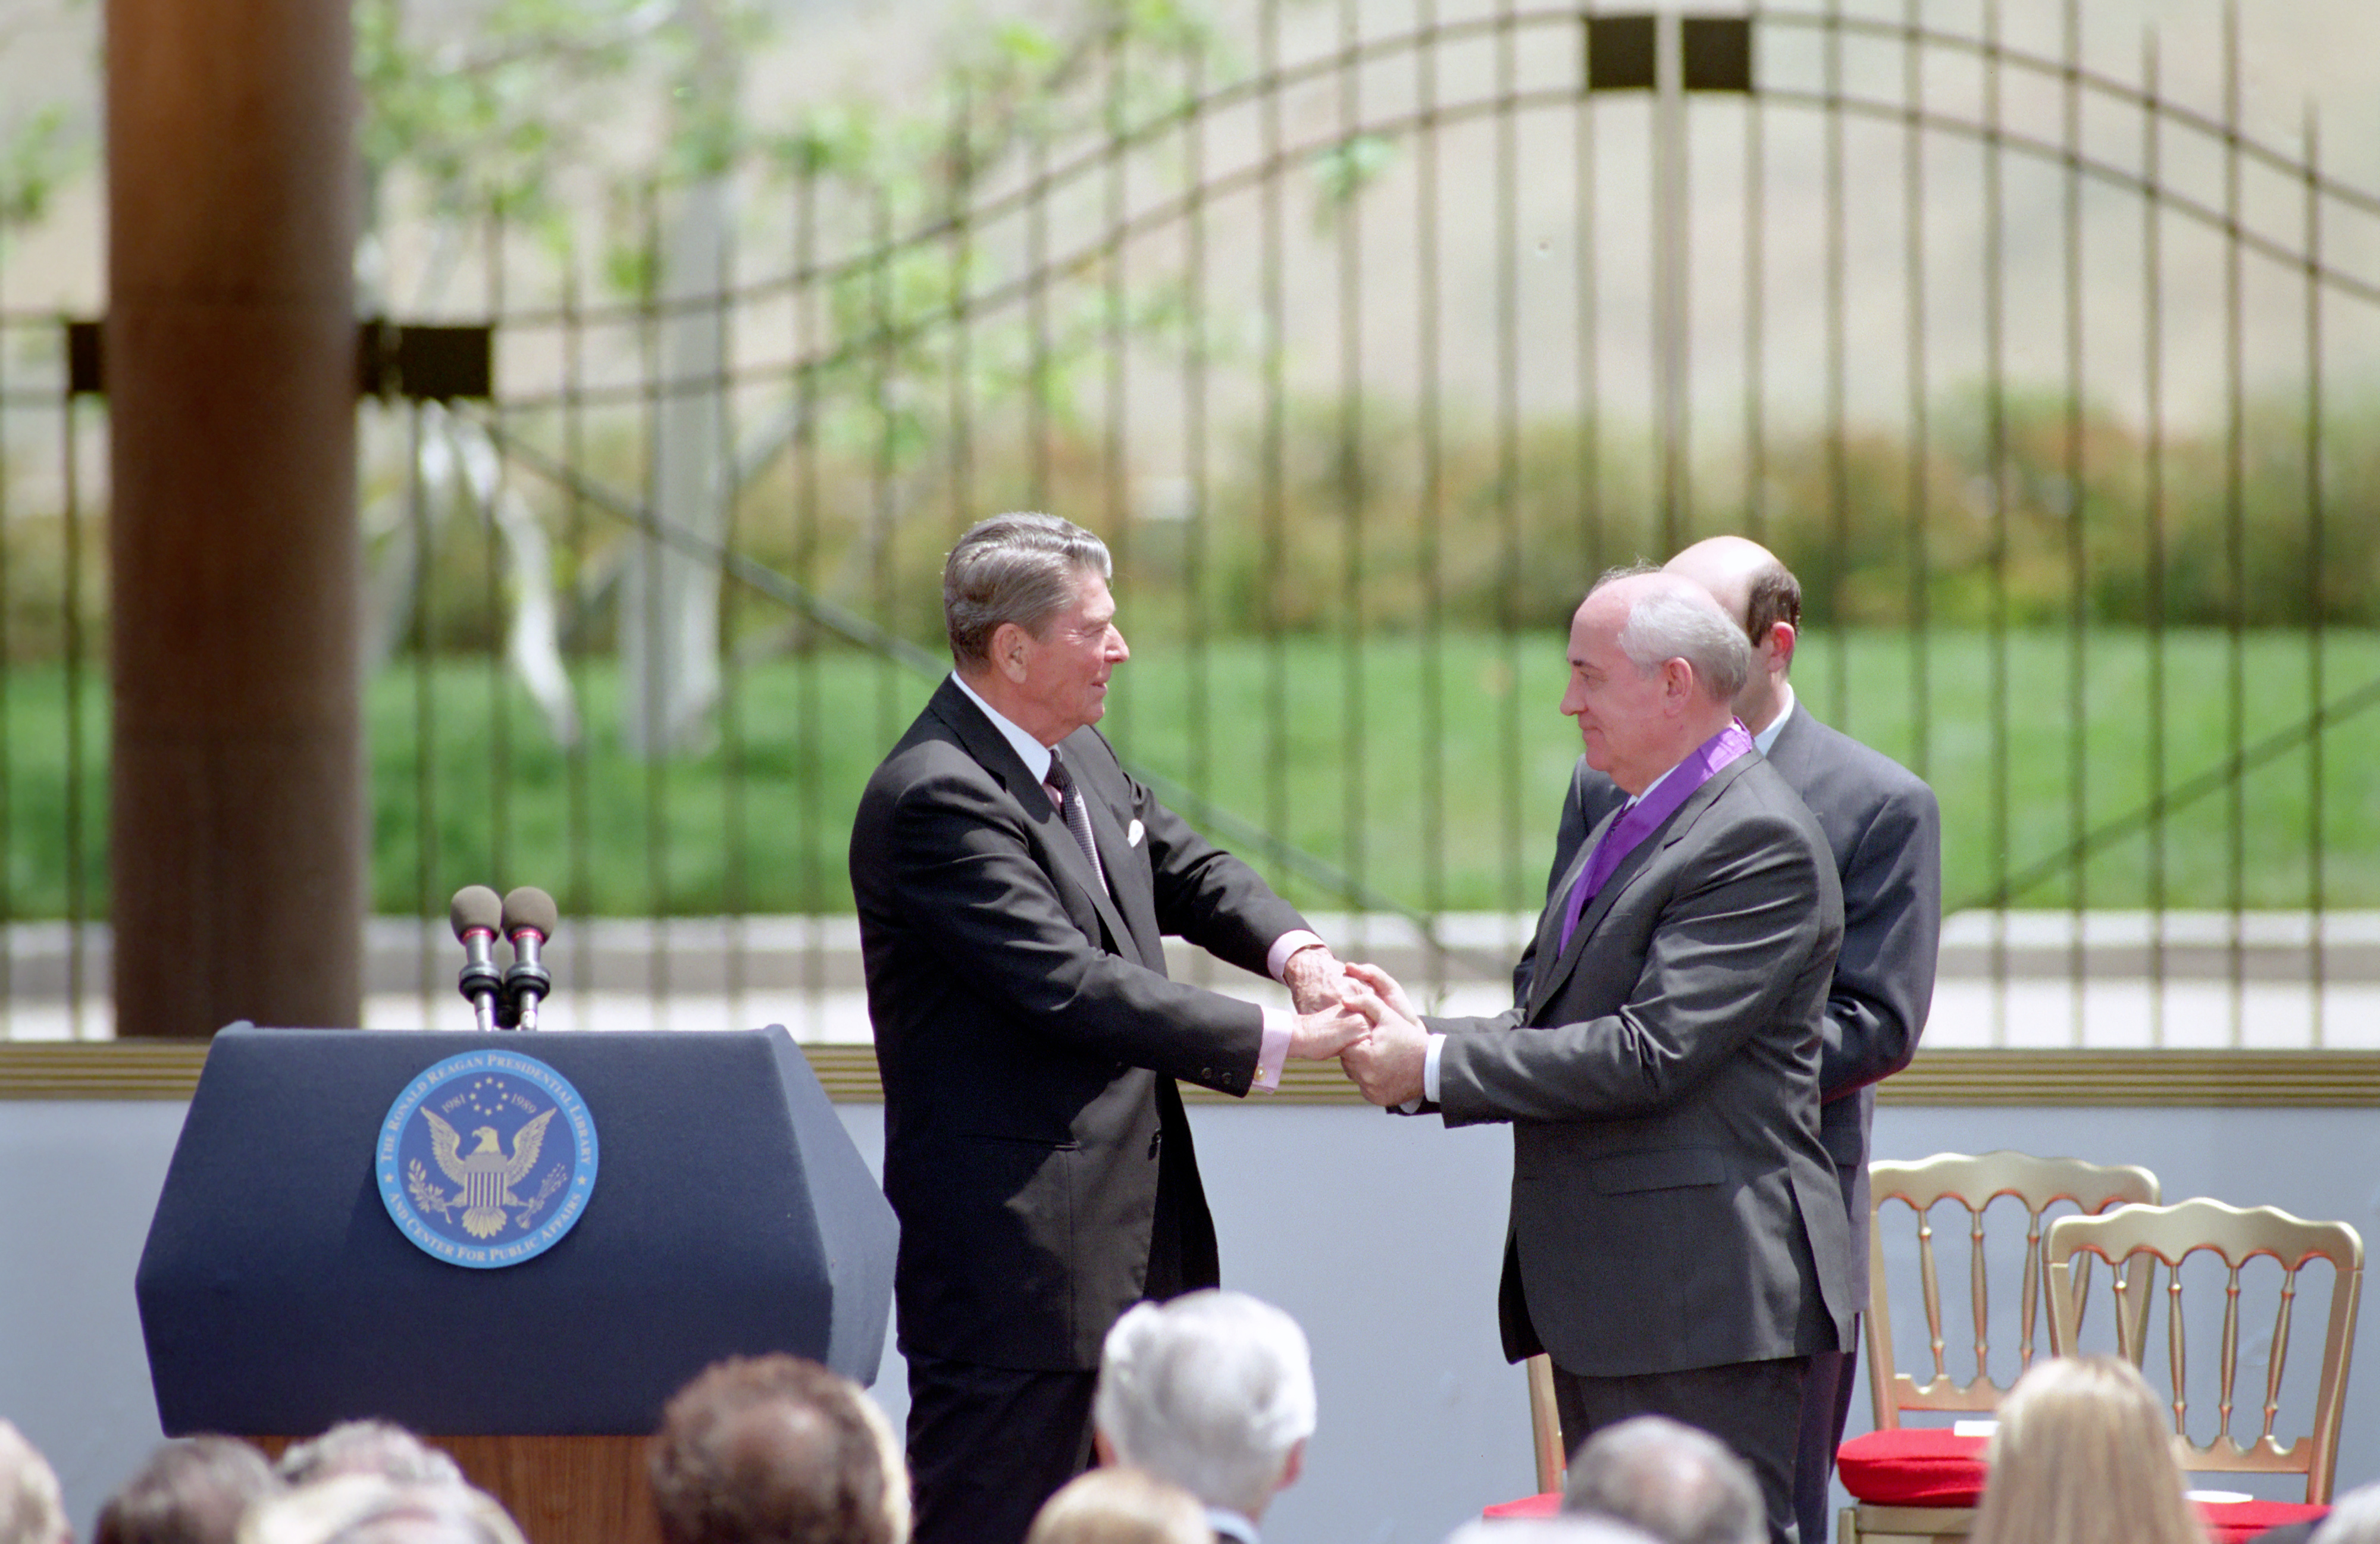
[2045,1198,2364,1527]
[1840,1151,2161,1544]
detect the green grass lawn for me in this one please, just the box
[0,627,2373,919]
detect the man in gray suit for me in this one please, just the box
[1516,538,1942,1544]
[1341,569,1854,1544]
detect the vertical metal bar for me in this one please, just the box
[1260,0,1288,867]
[1742,1,1764,542]
[1903,0,1931,782]
[1496,0,1523,922]
[2062,0,2086,1043]
[485,206,513,897]
[795,163,824,1036]
[1419,0,1446,998]
[949,80,976,536]
[1184,53,1212,813]
[60,380,85,1036]
[1577,8,1601,581]
[2141,32,2168,1045]
[872,190,899,758]
[716,187,745,1023]
[1822,0,1847,728]
[0,315,12,1035]
[2221,0,2246,1045]
[640,185,668,1019]
[1984,0,2009,1044]
[409,400,435,1022]
[1103,31,1130,642]
[1028,133,1052,508]
[561,266,591,1002]
[2303,103,2326,1046]
[1338,0,1367,931]
[1651,9,1686,550]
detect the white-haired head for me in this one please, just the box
[1442,1518,1660,1544]
[1593,568,1751,704]
[0,1421,70,1544]
[2314,1482,2380,1544]
[1092,1291,1316,1520]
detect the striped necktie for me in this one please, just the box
[1044,750,1108,895]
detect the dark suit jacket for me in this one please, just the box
[850,677,1308,1371]
[1514,703,1942,1294]
[1430,752,1855,1378]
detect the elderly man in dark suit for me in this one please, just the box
[1517,537,1942,1544]
[1341,568,1854,1544]
[850,512,1367,1544]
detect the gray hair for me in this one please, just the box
[1592,569,1750,703]
[236,1476,525,1544]
[99,1436,285,1544]
[1442,1520,1660,1544]
[942,513,1114,667]
[1093,1290,1316,1519]
[2314,1482,2380,1544]
[275,1424,463,1490]
[1562,1417,1764,1544]
[0,1421,70,1544]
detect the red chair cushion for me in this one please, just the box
[2194,1498,2328,1543]
[1482,1492,1561,1519]
[1835,1428,1991,1507]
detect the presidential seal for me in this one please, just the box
[377,1050,599,1269]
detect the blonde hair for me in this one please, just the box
[1971,1357,2206,1544]
[1025,1468,1210,1544]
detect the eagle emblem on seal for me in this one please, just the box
[422,1107,558,1238]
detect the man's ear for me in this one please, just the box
[1278,1437,1306,1492]
[989,621,1033,683]
[1093,1429,1118,1468]
[1662,656,1696,709]
[1762,618,1797,675]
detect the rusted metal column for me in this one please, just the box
[107,0,361,1037]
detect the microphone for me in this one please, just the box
[449,885,504,1033]
[500,886,559,1032]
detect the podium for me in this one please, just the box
[135,1026,897,1544]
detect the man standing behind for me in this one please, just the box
[1341,569,1853,1544]
[850,513,1366,1544]
[1518,538,1941,1544]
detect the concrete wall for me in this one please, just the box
[5,1092,2376,1540]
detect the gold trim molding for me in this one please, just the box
[7,1042,2380,1107]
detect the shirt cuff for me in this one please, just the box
[1267,930,1328,981]
[1400,1033,1446,1114]
[1252,1009,1294,1094]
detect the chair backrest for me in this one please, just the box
[2044,1199,2365,1503]
[1867,1151,2162,1428]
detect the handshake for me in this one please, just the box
[1280,947,1432,1107]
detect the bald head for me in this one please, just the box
[1662,537,1799,732]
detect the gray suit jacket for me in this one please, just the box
[1429,752,1855,1378]
[1515,704,1941,1294]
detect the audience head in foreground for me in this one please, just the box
[1970,1355,2202,1544]
[649,1354,910,1544]
[1561,1415,1764,1544]
[1093,1290,1316,1532]
[2314,1482,2380,1544]
[1025,1468,1211,1544]
[237,1475,522,1544]
[98,1436,283,1544]
[1442,1519,1660,1544]
[0,1421,70,1544]
[273,1425,462,1491]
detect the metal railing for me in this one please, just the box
[1,1,2375,1047]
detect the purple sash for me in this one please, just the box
[1554,721,1755,957]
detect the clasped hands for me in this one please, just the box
[1279,947,1430,1107]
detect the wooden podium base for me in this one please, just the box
[253,1434,660,1544]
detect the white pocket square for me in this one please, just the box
[1127,819,1145,848]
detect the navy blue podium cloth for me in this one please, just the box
[136,1025,896,1437]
